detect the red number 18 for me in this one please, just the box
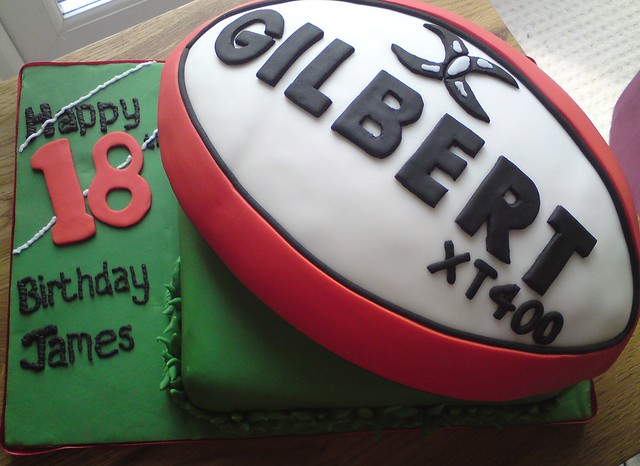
[31,132,151,245]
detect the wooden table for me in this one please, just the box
[0,0,638,464]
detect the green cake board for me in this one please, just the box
[3,62,593,452]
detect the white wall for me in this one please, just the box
[0,0,193,80]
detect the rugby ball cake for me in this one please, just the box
[2,0,638,454]
[158,0,639,402]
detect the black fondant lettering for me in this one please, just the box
[511,300,544,335]
[391,23,518,123]
[532,311,564,345]
[48,336,68,367]
[77,268,95,300]
[112,267,130,292]
[523,205,597,296]
[20,325,133,370]
[76,103,96,136]
[19,263,146,312]
[118,325,135,351]
[25,104,54,138]
[395,114,484,207]
[60,272,77,302]
[38,275,48,309]
[120,98,140,130]
[95,329,118,359]
[57,108,78,134]
[46,277,63,307]
[332,71,423,158]
[456,156,540,264]
[215,9,284,65]
[285,39,354,117]
[129,264,149,305]
[20,325,57,372]
[427,240,470,285]
[97,102,119,133]
[489,284,520,320]
[67,333,93,363]
[17,276,40,315]
[465,259,498,299]
[95,261,113,296]
[257,23,324,86]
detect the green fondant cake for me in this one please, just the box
[157,211,594,436]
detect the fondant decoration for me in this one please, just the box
[19,323,134,372]
[29,131,151,246]
[159,0,639,401]
[25,98,140,140]
[332,70,422,157]
[16,262,150,316]
[14,130,156,255]
[87,132,151,228]
[158,212,595,430]
[427,240,470,284]
[31,139,97,245]
[18,61,155,153]
[392,23,519,122]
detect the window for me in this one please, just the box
[0,0,192,80]
[57,0,113,17]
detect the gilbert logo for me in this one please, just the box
[391,23,519,122]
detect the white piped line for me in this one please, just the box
[115,154,133,171]
[12,216,58,256]
[141,128,158,151]
[18,61,156,153]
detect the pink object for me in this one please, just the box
[611,72,640,213]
